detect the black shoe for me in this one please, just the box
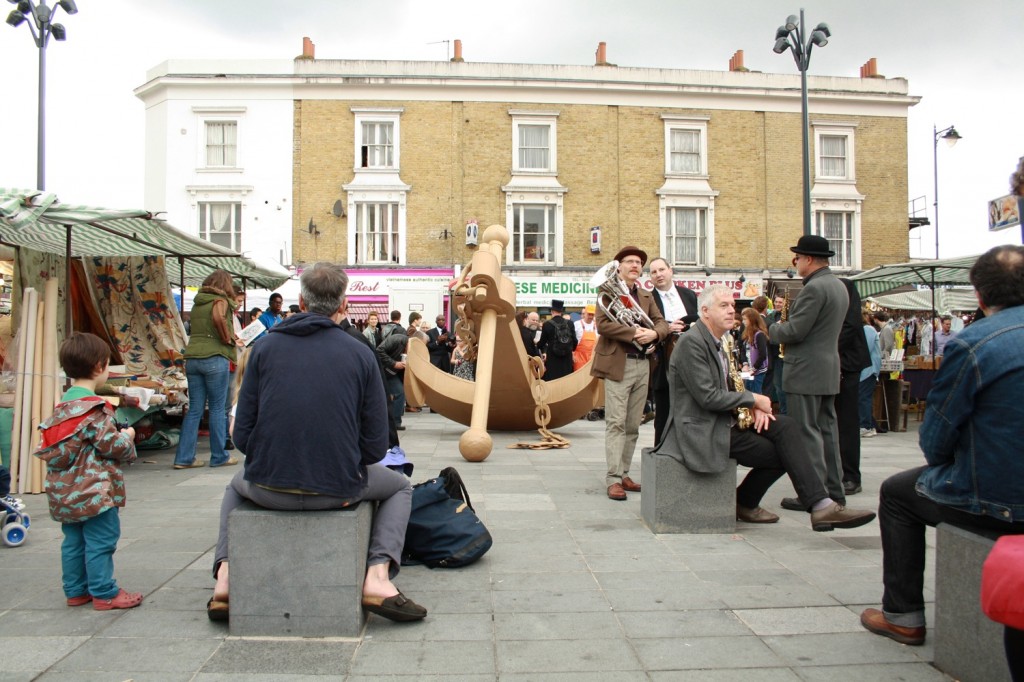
[843,480,863,495]
[224,438,234,451]
[396,425,406,431]
[780,497,810,512]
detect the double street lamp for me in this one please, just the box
[773,9,831,236]
[932,125,962,259]
[6,0,78,191]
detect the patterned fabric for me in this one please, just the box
[13,247,66,340]
[85,256,188,378]
[34,396,137,524]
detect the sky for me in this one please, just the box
[1,0,1021,262]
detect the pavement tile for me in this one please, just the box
[0,636,89,673]
[794,662,951,681]
[617,609,755,639]
[717,584,841,610]
[491,588,611,613]
[763,632,927,666]
[200,639,357,676]
[0,607,113,637]
[633,635,787,670]
[50,636,220,673]
[650,669,801,681]
[363,612,493,642]
[733,606,865,635]
[351,640,495,676]
[496,637,640,673]
[36,674,192,682]
[494,611,621,640]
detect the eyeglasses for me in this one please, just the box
[621,258,642,265]
[791,255,802,267]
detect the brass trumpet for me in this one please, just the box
[721,333,754,430]
[589,260,656,351]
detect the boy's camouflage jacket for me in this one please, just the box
[34,396,137,523]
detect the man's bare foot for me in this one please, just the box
[213,561,230,602]
[362,561,399,600]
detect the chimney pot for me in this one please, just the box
[451,38,464,62]
[301,36,315,60]
[596,41,607,66]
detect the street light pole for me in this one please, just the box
[932,124,961,260]
[774,8,831,236]
[6,0,78,191]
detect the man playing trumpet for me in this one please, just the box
[591,246,670,501]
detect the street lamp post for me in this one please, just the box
[773,9,831,236]
[932,124,962,259]
[6,0,78,191]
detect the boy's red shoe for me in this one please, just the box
[93,589,143,611]
[66,595,92,607]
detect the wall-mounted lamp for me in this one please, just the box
[785,268,795,279]
[703,268,712,277]
[738,274,746,284]
[307,218,320,237]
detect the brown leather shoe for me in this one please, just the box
[736,505,780,524]
[621,476,642,492]
[607,483,627,501]
[811,502,876,532]
[860,608,925,645]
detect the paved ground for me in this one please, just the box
[0,410,950,681]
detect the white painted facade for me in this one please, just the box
[135,60,296,268]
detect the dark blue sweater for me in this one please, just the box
[234,312,388,497]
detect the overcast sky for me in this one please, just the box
[1,0,1021,261]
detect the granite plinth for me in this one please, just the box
[641,448,736,534]
[228,501,373,637]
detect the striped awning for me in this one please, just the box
[867,288,978,313]
[0,188,290,290]
[346,303,391,320]
[848,255,978,298]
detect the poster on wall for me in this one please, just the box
[988,194,1020,231]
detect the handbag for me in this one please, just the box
[981,534,1024,630]
[402,467,492,568]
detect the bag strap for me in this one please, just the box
[438,466,475,512]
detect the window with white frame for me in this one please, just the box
[360,121,394,168]
[663,116,709,176]
[511,204,556,264]
[511,112,558,174]
[354,202,400,264]
[665,207,708,267]
[813,123,856,181]
[205,121,237,167]
[815,211,854,269]
[199,202,242,251]
[351,108,402,171]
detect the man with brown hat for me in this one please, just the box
[769,235,850,509]
[591,246,670,500]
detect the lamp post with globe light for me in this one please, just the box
[6,0,78,191]
[932,125,962,259]
[773,9,831,237]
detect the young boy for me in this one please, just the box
[34,332,142,610]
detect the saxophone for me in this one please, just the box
[777,288,791,360]
[721,333,754,430]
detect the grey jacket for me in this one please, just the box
[653,320,756,473]
[769,267,848,395]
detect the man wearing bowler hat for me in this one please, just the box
[538,299,577,381]
[591,246,670,501]
[769,235,850,510]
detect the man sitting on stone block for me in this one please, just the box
[861,245,1024,647]
[207,262,426,623]
[654,285,876,532]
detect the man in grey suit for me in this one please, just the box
[656,285,875,530]
[769,235,850,509]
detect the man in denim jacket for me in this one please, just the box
[861,245,1024,646]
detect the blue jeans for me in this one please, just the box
[385,373,405,428]
[61,508,121,600]
[744,374,765,394]
[858,375,877,429]
[773,360,787,414]
[176,355,231,466]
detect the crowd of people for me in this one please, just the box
[26,240,1022,676]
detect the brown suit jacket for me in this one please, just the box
[590,286,669,382]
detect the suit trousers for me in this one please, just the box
[603,357,649,486]
[730,415,829,510]
[835,371,862,486]
[786,392,846,505]
[653,384,670,447]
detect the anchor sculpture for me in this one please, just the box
[404,224,603,461]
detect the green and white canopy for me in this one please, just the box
[848,255,978,298]
[0,188,290,289]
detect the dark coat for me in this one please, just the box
[538,315,578,380]
[426,326,453,372]
[651,284,699,391]
[838,279,871,375]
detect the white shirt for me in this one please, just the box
[656,286,686,323]
[574,318,598,341]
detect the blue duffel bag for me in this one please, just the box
[401,467,492,568]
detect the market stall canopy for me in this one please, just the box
[867,288,978,313]
[848,254,978,298]
[0,188,290,289]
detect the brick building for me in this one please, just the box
[139,40,918,307]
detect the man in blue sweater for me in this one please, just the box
[207,262,426,623]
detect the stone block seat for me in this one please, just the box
[228,501,374,637]
[934,523,1012,682]
[641,448,736,534]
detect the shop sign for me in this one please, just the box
[510,275,764,308]
[344,270,454,299]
